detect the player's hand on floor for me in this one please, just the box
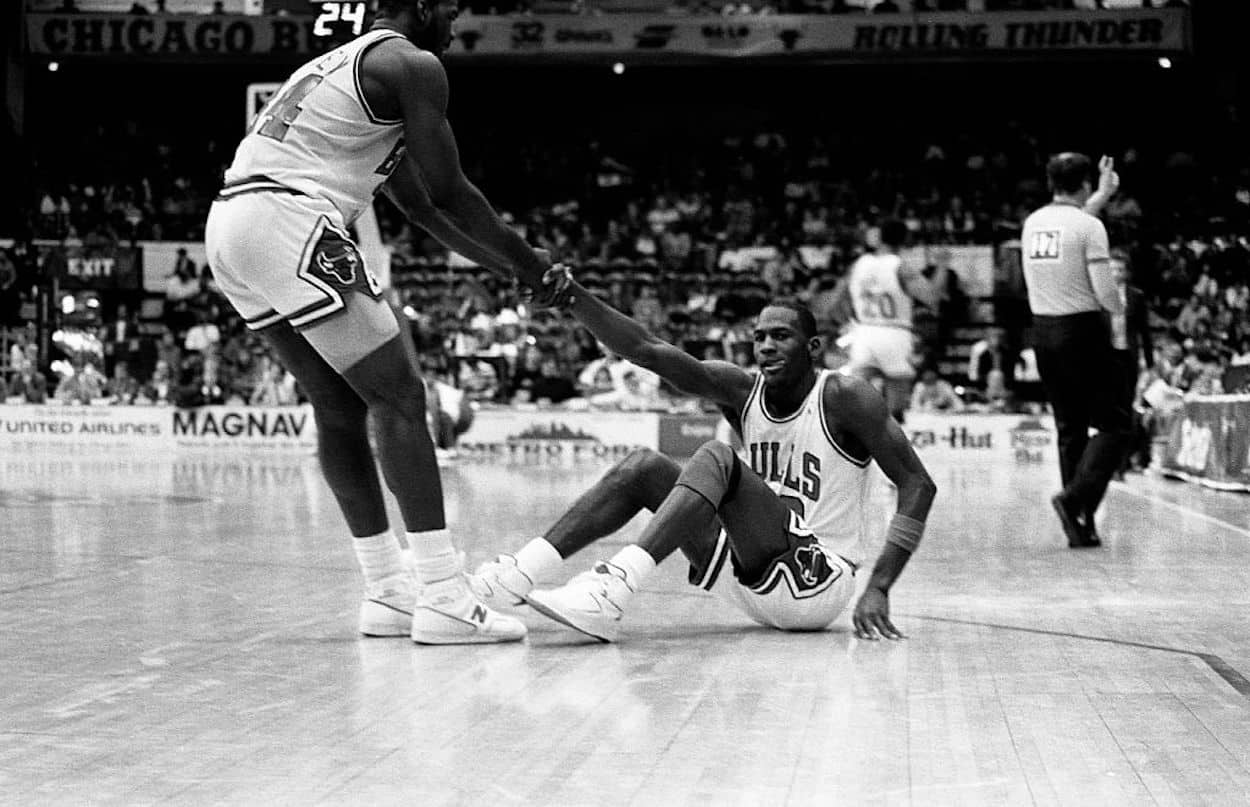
[853,586,905,641]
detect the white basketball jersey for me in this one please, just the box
[739,370,872,566]
[849,252,913,329]
[225,29,408,225]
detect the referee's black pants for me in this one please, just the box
[1031,312,1132,518]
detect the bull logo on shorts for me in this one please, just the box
[314,242,360,286]
[793,543,830,587]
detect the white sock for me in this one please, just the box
[513,537,564,584]
[607,545,657,592]
[406,528,458,583]
[353,529,406,591]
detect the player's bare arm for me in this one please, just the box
[823,375,937,640]
[899,262,941,310]
[381,157,512,276]
[359,39,549,291]
[563,279,754,411]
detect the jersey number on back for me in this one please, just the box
[253,74,323,142]
[1027,230,1062,261]
[252,51,349,143]
[857,291,898,320]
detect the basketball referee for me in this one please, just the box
[1022,153,1129,548]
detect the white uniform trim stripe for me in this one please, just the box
[353,30,406,126]
[696,531,731,591]
[244,311,285,331]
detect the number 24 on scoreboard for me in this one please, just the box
[313,1,368,38]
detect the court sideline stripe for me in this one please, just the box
[905,615,1250,701]
[1110,482,1250,539]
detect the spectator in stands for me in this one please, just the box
[102,303,140,375]
[9,361,48,404]
[911,366,964,412]
[426,375,473,451]
[516,354,580,405]
[107,361,141,405]
[164,255,200,334]
[1175,295,1210,336]
[143,360,176,405]
[184,308,222,354]
[968,327,1010,402]
[55,359,105,405]
[249,355,299,406]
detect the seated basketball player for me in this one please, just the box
[205,0,559,643]
[470,275,938,642]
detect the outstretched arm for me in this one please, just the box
[381,157,512,276]
[564,280,754,411]
[362,41,548,291]
[827,378,937,640]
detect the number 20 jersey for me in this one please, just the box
[739,370,873,567]
[224,29,407,226]
[848,252,913,329]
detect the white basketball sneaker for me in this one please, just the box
[359,577,417,638]
[468,554,535,612]
[411,571,527,645]
[526,562,634,643]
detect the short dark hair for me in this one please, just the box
[764,298,817,339]
[376,0,421,14]
[1046,152,1094,195]
[879,218,908,249]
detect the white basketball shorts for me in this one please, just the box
[846,323,917,379]
[204,180,383,332]
[690,510,857,632]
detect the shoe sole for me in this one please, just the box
[524,593,617,643]
[410,606,526,645]
[360,600,414,638]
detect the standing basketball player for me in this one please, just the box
[1022,153,1128,548]
[205,0,553,643]
[470,278,938,642]
[842,219,941,422]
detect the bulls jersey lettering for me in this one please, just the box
[739,370,873,567]
[747,443,821,502]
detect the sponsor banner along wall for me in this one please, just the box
[1161,395,1250,492]
[0,404,316,451]
[28,9,1188,61]
[458,409,658,459]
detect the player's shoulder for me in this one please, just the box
[820,371,887,418]
[362,31,442,78]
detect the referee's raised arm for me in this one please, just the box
[1021,152,1132,550]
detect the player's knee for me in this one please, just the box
[609,448,665,486]
[690,440,736,472]
[346,339,428,425]
[302,377,368,432]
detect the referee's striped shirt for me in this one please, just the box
[1021,202,1122,317]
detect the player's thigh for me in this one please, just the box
[258,321,367,424]
[716,462,804,579]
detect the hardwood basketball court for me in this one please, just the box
[2,446,1248,805]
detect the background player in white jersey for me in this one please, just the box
[204,0,558,644]
[470,282,938,642]
[841,219,942,422]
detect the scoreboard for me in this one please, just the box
[311,1,370,42]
